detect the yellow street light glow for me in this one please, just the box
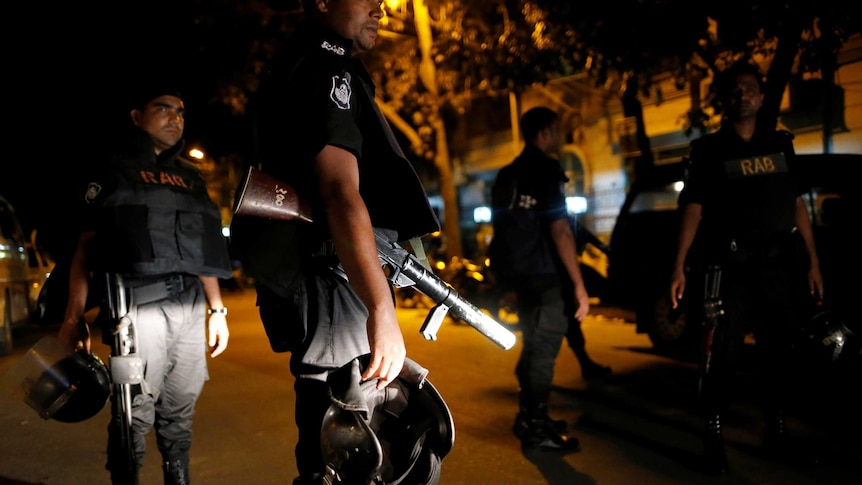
[384,0,402,9]
[188,148,205,160]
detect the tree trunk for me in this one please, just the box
[761,7,804,128]
[431,117,463,258]
[414,0,463,258]
[622,75,655,187]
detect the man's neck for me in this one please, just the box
[731,118,757,142]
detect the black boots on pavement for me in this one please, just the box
[513,403,580,451]
[163,453,190,485]
[762,409,789,460]
[580,360,612,380]
[703,414,728,476]
[703,409,817,476]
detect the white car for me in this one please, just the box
[0,194,50,356]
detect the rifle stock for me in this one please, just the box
[699,265,723,397]
[104,273,142,477]
[233,166,516,350]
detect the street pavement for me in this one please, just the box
[1,289,859,485]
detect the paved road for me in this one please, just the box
[1,289,859,484]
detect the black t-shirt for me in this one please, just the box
[489,144,569,278]
[255,22,438,244]
[238,22,439,296]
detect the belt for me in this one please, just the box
[127,274,197,306]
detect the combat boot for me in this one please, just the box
[703,414,728,476]
[517,402,578,451]
[513,397,566,439]
[581,361,612,380]
[762,409,819,466]
[162,453,190,485]
[763,408,788,459]
[521,416,580,451]
[513,411,567,439]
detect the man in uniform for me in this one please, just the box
[58,84,233,485]
[669,61,824,475]
[233,1,439,483]
[489,106,589,451]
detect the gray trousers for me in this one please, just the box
[106,278,209,478]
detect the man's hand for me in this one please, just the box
[362,311,406,390]
[207,313,229,357]
[573,285,590,322]
[58,317,91,354]
[669,268,686,309]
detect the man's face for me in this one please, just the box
[726,73,763,121]
[537,120,562,155]
[131,95,185,153]
[318,0,384,54]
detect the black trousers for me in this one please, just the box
[258,268,372,482]
[700,246,805,416]
[513,274,568,413]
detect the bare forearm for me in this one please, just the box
[673,203,702,271]
[64,232,93,321]
[794,197,819,267]
[325,194,393,315]
[551,218,590,319]
[550,218,585,289]
[59,231,94,352]
[314,144,404,388]
[199,276,224,310]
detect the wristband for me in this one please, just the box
[207,307,228,315]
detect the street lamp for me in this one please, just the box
[188,148,205,160]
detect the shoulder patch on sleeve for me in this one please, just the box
[330,72,352,110]
[85,183,101,203]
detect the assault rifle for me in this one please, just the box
[103,273,143,478]
[698,265,724,397]
[233,166,516,350]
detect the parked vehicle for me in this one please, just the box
[600,161,693,354]
[598,154,861,356]
[0,195,51,355]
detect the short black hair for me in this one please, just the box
[718,61,765,100]
[520,107,558,141]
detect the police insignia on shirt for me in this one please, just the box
[517,194,537,209]
[320,40,346,56]
[330,72,352,110]
[85,182,101,203]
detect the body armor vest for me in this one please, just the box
[92,156,232,278]
[685,130,801,263]
[716,150,797,239]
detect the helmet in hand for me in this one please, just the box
[796,308,856,365]
[26,349,112,423]
[320,355,454,485]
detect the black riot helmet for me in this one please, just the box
[321,355,454,485]
[796,306,856,366]
[25,348,112,423]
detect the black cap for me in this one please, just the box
[130,83,183,110]
[718,61,765,99]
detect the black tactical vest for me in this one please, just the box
[685,130,801,262]
[91,153,232,279]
